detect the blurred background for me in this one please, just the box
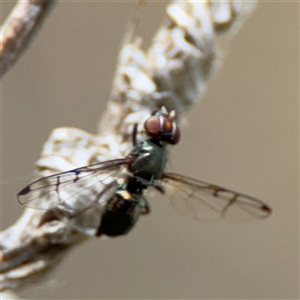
[2,1,298,299]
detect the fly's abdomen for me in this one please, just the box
[96,193,141,237]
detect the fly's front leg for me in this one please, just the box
[132,123,138,147]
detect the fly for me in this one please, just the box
[17,107,272,237]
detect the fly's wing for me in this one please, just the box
[162,173,272,222]
[17,158,130,235]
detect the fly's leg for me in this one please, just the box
[153,181,166,194]
[140,197,151,215]
[132,123,138,146]
[139,182,165,215]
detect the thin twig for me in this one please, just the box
[0,0,257,297]
[0,0,56,78]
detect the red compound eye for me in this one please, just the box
[144,110,181,145]
[144,115,161,137]
[168,124,180,145]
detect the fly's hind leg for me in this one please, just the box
[139,182,165,215]
[153,182,166,195]
[140,197,151,215]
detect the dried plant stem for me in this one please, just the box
[0,0,56,78]
[1,1,257,298]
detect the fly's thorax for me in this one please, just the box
[129,139,168,183]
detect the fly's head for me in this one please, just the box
[144,107,181,145]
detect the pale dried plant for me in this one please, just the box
[1,1,257,298]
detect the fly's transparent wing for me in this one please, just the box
[17,158,130,235]
[162,173,272,222]
[17,158,129,209]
